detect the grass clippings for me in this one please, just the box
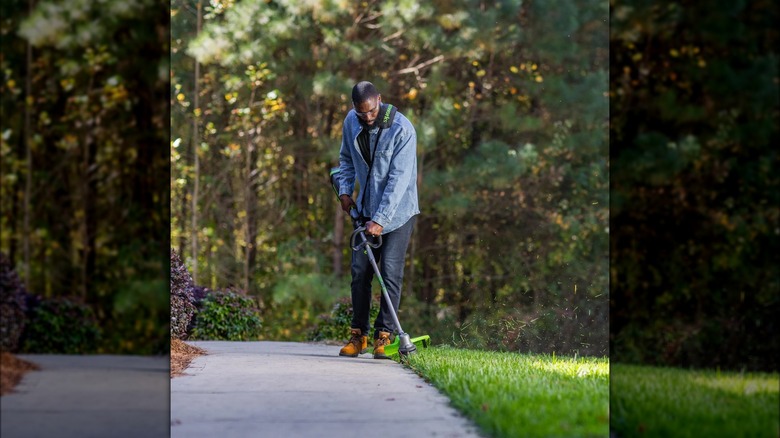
[171,339,206,378]
[406,346,609,438]
[1,352,39,396]
[611,364,779,437]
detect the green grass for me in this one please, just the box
[611,364,779,438]
[405,346,609,437]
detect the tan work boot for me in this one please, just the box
[373,331,392,360]
[339,328,368,357]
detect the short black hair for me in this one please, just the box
[352,81,379,104]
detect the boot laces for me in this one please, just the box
[349,332,363,346]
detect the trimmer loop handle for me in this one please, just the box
[351,225,382,251]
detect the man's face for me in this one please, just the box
[354,95,381,126]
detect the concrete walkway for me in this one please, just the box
[171,341,482,438]
[1,355,169,438]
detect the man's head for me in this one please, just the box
[352,81,381,126]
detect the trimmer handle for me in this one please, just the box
[351,226,382,251]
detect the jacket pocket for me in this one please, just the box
[372,148,393,175]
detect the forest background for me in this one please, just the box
[8,0,771,372]
[168,0,609,356]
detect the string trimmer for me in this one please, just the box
[330,168,430,358]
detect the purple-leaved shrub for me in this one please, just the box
[170,249,195,340]
[0,252,27,352]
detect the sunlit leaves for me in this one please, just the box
[19,0,151,49]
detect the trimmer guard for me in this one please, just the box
[384,334,431,358]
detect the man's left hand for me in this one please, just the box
[366,221,384,237]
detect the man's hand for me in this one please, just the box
[365,221,384,237]
[339,194,356,213]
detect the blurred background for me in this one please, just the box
[610,0,778,373]
[170,0,609,356]
[1,0,170,356]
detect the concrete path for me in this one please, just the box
[171,341,482,438]
[0,355,169,438]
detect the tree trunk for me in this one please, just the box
[80,72,97,302]
[191,0,202,284]
[23,0,34,287]
[407,147,423,298]
[333,205,343,276]
[9,130,24,263]
[178,189,187,255]
[243,126,257,293]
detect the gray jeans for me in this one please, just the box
[350,215,416,339]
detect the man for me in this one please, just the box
[336,81,419,359]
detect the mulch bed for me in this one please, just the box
[171,339,206,378]
[1,352,39,396]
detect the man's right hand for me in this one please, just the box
[339,194,356,213]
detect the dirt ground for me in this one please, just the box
[1,352,39,396]
[171,339,206,378]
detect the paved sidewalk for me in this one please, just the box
[171,341,482,438]
[1,355,169,438]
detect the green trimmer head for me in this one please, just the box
[384,334,431,359]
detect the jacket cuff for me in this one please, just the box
[372,213,390,228]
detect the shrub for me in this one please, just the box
[21,296,101,353]
[108,278,170,355]
[261,273,348,341]
[190,289,262,341]
[170,249,195,340]
[186,285,212,334]
[190,285,211,306]
[0,253,27,352]
[308,296,380,341]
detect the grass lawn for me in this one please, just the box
[611,364,779,438]
[405,346,609,437]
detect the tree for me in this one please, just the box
[610,0,778,371]
[1,0,171,354]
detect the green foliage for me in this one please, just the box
[191,290,262,341]
[428,302,607,357]
[105,279,170,354]
[407,347,609,438]
[261,273,348,341]
[1,252,27,352]
[610,1,779,371]
[611,364,780,437]
[308,296,380,342]
[271,272,342,305]
[2,0,169,354]
[21,297,101,354]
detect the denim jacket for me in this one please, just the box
[337,104,419,234]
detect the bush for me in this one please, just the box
[186,285,212,334]
[308,296,380,341]
[190,285,211,306]
[0,253,27,352]
[170,249,195,340]
[260,273,347,341]
[21,296,101,353]
[107,278,170,355]
[191,289,262,341]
